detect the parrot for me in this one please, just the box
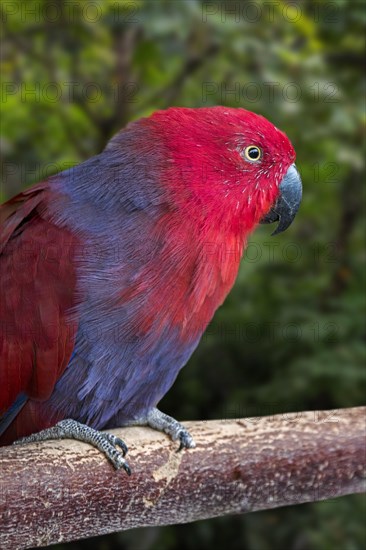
[0,107,302,474]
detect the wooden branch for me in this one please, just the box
[1,407,365,548]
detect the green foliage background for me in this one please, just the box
[1,1,365,549]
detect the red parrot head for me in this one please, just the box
[134,106,302,237]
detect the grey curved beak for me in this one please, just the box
[260,163,302,236]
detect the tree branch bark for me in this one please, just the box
[1,407,365,548]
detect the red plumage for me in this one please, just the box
[0,183,78,437]
[0,107,299,448]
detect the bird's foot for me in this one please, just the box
[134,408,196,452]
[13,419,131,474]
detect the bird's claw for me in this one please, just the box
[104,433,128,457]
[176,429,196,452]
[100,433,131,474]
[143,408,196,452]
[13,419,132,474]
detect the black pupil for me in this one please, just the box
[248,147,260,159]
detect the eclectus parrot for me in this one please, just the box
[0,107,302,474]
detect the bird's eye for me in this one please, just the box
[243,146,262,162]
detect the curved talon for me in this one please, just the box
[115,438,128,456]
[123,462,132,476]
[144,408,196,453]
[176,431,186,452]
[176,430,196,452]
[106,434,128,456]
[111,452,131,475]
[101,436,130,472]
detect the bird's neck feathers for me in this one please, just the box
[51,107,292,256]
[124,107,291,242]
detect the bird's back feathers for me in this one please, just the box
[0,183,78,439]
